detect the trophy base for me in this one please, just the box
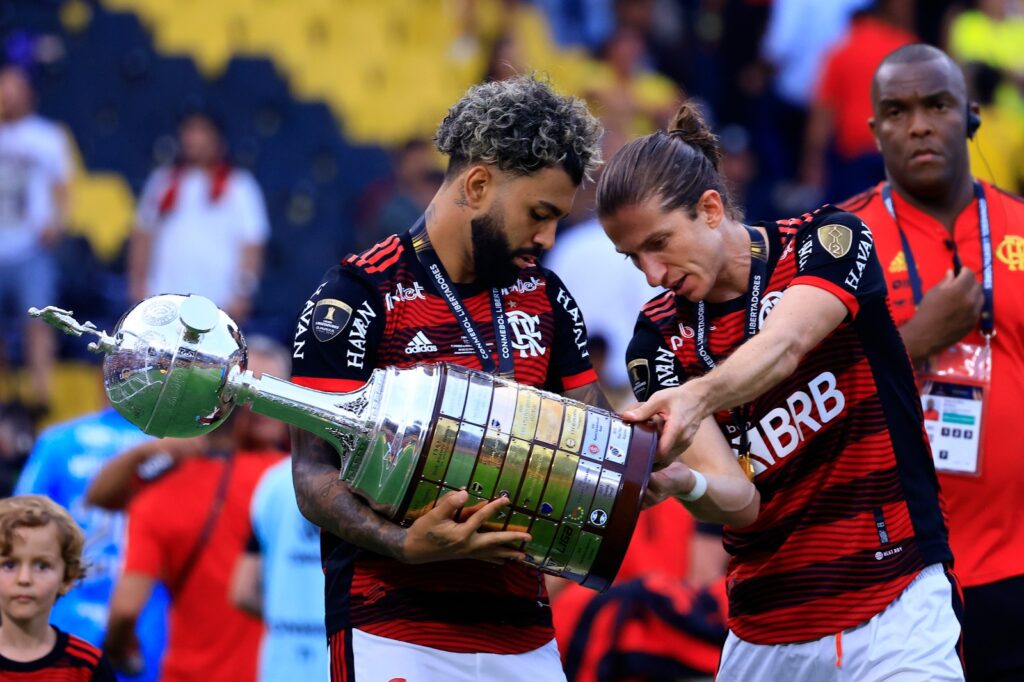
[383,364,656,592]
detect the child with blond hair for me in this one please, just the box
[0,495,115,680]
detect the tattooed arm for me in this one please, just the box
[291,427,531,564]
[291,427,407,559]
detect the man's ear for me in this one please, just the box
[868,116,882,153]
[462,164,493,209]
[698,189,725,229]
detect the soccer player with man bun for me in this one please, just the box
[290,76,605,681]
[598,102,962,679]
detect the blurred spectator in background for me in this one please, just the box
[551,506,729,682]
[99,339,289,682]
[754,0,869,209]
[717,123,765,221]
[0,400,34,498]
[560,575,727,682]
[967,62,1024,193]
[948,0,1024,88]
[586,24,680,151]
[0,64,70,410]
[128,112,269,326]
[231,457,328,682]
[534,0,614,52]
[611,0,692,93]
[357,139,444,250]
[843,44,1024,681]
[544,217,651,405]
[483,30,529,83]
[801,0,916,203]
[14,382,167,681]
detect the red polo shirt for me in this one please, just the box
[816,17,916,159]
[844,180,1024,587]
[124,451,284,682]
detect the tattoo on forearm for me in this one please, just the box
[290,427,408,561]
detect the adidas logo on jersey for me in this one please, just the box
[404,331,438,354]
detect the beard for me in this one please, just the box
[470,208,543,289]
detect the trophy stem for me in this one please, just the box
[228,370,378,478]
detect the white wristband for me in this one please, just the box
[679,469,708,502]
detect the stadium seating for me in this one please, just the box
[0,0,611,424]
[98,0,593,144]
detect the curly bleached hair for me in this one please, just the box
[435,75,603,185]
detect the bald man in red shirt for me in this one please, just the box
[842,43,1024,682]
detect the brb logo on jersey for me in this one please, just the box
[507,310,546,357]
[731,371,846,475]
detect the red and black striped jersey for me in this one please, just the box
[0,627,115,681]
[291,228,598,654]
[626,206,952,644]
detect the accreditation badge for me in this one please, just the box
[919,338,992,476]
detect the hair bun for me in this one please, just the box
[668,101,721,170]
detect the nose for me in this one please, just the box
[16,563,31,585]
[908,106,933,138]
[534,220,558,251]
[637,253,668,289]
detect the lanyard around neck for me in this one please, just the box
[693,225,768,457]
[409,217,515,378]
[881,182,994,336]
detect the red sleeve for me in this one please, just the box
[123,487,168,580]
[561,368,600,391]
[291,377,368,392]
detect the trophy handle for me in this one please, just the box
[228,369,380,479]
[28,306,118,353]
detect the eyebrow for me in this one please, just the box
[536,200,565,218]
[879,89,957,106]
[616,228,672,256]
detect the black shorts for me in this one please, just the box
[962,573,1024,681]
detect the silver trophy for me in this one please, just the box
[31,294,655,591]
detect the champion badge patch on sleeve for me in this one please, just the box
[817,224,854,258]
[312,299,354,342]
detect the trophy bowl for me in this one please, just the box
[30,294,657,591]
[100,294,246,438]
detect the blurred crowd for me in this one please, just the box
[0,0,1023,681]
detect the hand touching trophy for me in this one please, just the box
[30,294,656,591]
